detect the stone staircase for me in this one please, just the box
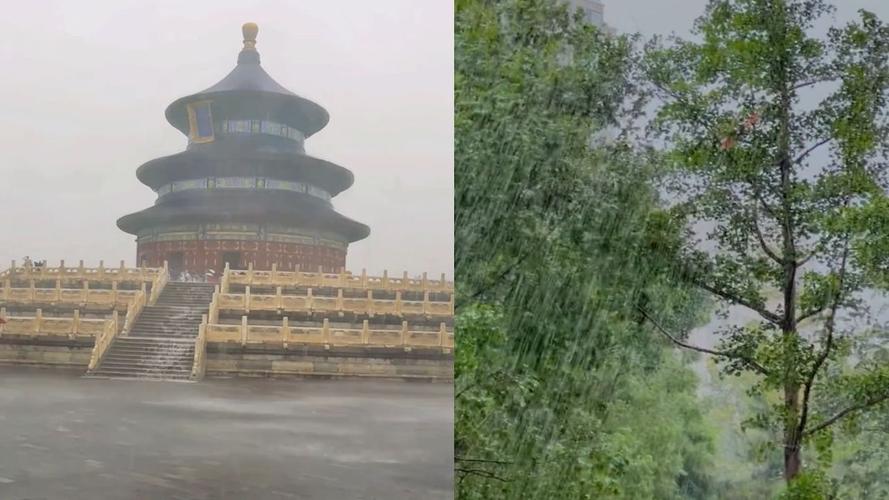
[87,282,215,380]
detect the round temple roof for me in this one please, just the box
[117,190,370,242]
[164,23,330,137]
[134,148,355,196]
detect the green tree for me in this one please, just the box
[455,0,717,497]
[644,0,889,485]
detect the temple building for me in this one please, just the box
[118,23,370,277]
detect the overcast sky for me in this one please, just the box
[1,1,886,278]
[0,0,453,277]
[604,0,888,35]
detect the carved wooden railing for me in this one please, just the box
[214,288,454,318]
[205,317,453,350]
[222,262,453,293]
[87,311,119,371]
[192,314,208,380]
[0,307,110,338]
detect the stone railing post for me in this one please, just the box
[276,286,283,311]
[382,269,389,289]
[439,322,447,347]
[192,314,208,380]
[55,279,62,302]
[282,316,289,348]
[360,268,367,288]
[307,287,314,311]
[271,263,278,282]
[222,262,230,293]
[367,289,374,317]
[422,272,428,291]
[72,309,81,338]
[0,306,6,335]
[29,280,36,301]
[2,279,9,302]
[240,315,248,346]
[395,291,402,316]
[362,319,369,345]
[82,280,89,304]
[209,289,219,324]
[336,288,344,313]
[401,320,409,347]
[35,308,43,334]
[423,291,430,316]
[245,286,251,314]
[322,318,330,345]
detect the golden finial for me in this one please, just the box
[242,22,258,50]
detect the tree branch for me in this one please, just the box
[456,382,478,400]
[795,305,826,324]
[456,467,510,483]
[751,204,783,264]
[796,250,816,268]
[796,239,850,440]
[692,280,783,325]
[638,306,770,376]
[791,75,838,91]
[751,187,781,226]
[456,457,513,465]
[793,138,831,165]
[457,251,533,310]
[804,392,889,437]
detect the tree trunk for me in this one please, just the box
[784,382,802,481]
[784,444,802,481]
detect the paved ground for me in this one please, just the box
[0,367,453,499]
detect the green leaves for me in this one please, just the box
[646,0,889,485]
[847,195,889,287]
[456,1,718,497]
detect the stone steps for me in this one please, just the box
[86,281,215,381]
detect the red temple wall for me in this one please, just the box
[137,239,346,276]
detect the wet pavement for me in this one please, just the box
[0,367,453,499]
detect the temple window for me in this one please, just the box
[222,119,305,144]
[155,177,330,201]
[187,101,215,143]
